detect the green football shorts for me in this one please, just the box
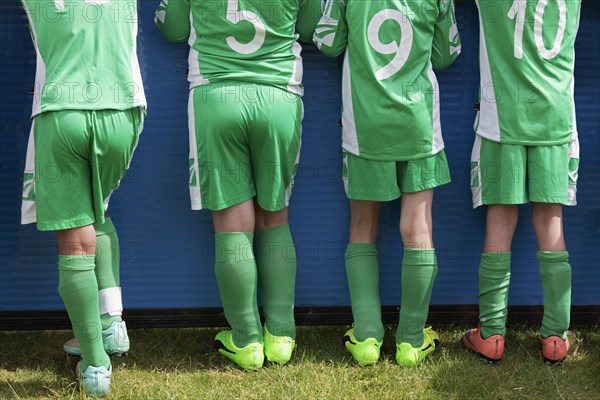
[21,108,143,231]
[342,150,451,201]
[470,135,580,208]
[188,82,303,211]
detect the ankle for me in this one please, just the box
[100,314,122,330]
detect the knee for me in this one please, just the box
[489,205,519,229]
[56,226,97,256]
[399,217,431,247]
[350,215,378,243]
[255,208,288,232]
[532,204,563,228]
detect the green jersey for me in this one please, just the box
[21,0,146,117]
[155,0,322,96]
[313,0,461,161]
[475,0,581,145]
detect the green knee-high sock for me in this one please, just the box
[479,252,511,338]
[396,248,438,347]
[538,251,571,340]
[95,217,122,330]
[215,232,262,347]
[58,255,110,369]
[255,224,297,339]
[345,243,384,341]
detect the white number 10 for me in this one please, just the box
[508,0,567,60]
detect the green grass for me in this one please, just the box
[1,325,599,400]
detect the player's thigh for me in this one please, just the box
[33,111,95,231]
[397,150,451,194]
[343,152,400,202]
[250,86,302,212]
[528,138,579,205]
[472,135,527,207]
[190,84,254,211]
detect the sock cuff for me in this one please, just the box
[58,255,95,271]
[345,243,378,259]
[215,232,253,241]
[94,217,116,236]
[215,232,255,263]
[402,248,436,265]
[537,251,569,262]
[481,252,511,265]
[255,224,291,238]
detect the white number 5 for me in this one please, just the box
[367,9,414,81]
[226,0,266,55]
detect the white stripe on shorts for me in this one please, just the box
[471,135,483,209]
[188,90,203,210]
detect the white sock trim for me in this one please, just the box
[99,287,123,316]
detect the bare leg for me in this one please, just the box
[483,205,519,253]
[349,200,381,244]
[56,225,97,256]
[399,189,434,249]
[531,203,566,252]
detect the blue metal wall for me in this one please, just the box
[1,1,598,312]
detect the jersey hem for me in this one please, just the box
[342,146,445,162]
[475,196,576,208]
[20,216,37,225]
[35,216,96,232]
[191,190,256,212]
[346,191,402,202]
[31,104,147,119]
[189,79,303,97]
[475,131,574,147]
[529,196,574,206]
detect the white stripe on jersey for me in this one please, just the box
[428,62,444,154]
[22,1,46,118]
[287,39,304,96]
[475,0,500,142]
[130,7,147,108]
[341,50,359,156]
[187,11,210,89]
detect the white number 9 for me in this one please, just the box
[367,9,413,81]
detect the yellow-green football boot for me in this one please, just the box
[263,326,296,365]
[395,326,440,367]
[214,330,264,370]
[343,328,382,366]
